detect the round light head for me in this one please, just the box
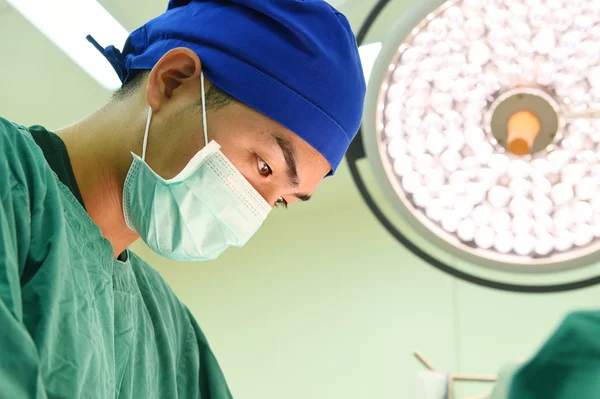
[364,0,600,272]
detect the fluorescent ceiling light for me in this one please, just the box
[6,0,129,90]
[358,41,382,85]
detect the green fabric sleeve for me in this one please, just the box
[179,310,234,399]
[0,120,48,398]
[509,311,600,399]
[0,297,47,399]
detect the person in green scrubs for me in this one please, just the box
[0,0,366,397]
[487,310,600,398]
[506,311,600,398]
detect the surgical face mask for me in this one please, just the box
[122,73,271,261]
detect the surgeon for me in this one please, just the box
[0,0,365,397]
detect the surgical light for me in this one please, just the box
[349,0,600,292]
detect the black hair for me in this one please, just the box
[112,70,236,110]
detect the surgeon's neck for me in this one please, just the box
[55,98,145,258]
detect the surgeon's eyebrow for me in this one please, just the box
[272,135,312,202]
[273,135,299,186]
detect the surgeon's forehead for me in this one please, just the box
[231,104,291,141]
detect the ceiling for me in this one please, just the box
[0,0,12,14]
[0,0,413,214]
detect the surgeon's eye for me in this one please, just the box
[257,157,272,177]
[276,197,288,209]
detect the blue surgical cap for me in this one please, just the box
[93,0,366,173]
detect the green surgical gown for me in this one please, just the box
[507,310,600,398]
[0,116,233,398]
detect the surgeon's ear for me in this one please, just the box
[146,47,202,111]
